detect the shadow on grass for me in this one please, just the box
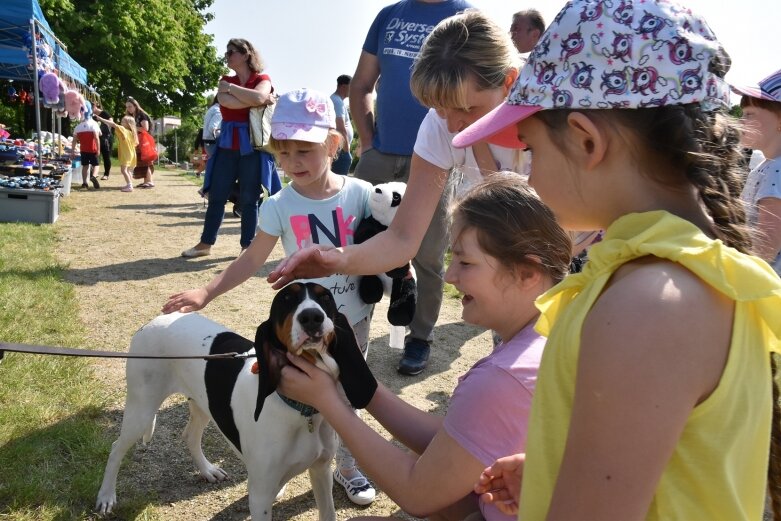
[0,406,114,520]
[62,255,238,286]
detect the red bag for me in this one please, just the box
[136,128,158,164]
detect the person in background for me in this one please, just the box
[94,101,114,181]
[455,1,781,519]
[125,97,151,132]
[330,74,353,175]
[199,96,223,191]
[733,69,781,274]
[71,114,101,189]
[181,38,277,258]
[202,95,222,160]
[349,0,473,375]
[125,97,155,188]
[164,88,376,506]
[508,9,545,54]
[95,114,138,193]
[278,176,571,521]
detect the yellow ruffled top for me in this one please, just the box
[520,210,781,521]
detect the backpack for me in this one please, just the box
[248,93,278,150]
[137,128,158,164]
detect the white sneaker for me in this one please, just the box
[334,467,375,506]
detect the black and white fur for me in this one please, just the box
[96,282,358,520]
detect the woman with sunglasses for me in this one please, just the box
[182,38,276,258]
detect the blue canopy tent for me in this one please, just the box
[0,0,89,174]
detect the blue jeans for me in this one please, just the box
[332,149,352,175]
[200,148,262,248]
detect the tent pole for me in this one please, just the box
[30,19,43,178]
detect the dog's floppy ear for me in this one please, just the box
[332,312,377,409]
[253,320,287,421]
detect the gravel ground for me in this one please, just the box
[56,168,490,520]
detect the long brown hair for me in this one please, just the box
[449,174,571,284]
[227,38,263,73]
[125,96,150,123]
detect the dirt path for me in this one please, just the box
[56,168,489,520]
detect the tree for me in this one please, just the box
[39,0,225,120]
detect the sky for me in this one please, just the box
[204,0,779,101]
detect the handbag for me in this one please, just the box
[248,93,277,150]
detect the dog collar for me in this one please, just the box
[277,392,318,418]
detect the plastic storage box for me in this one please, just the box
[0,187,60,224]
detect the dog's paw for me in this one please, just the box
[200,464,228,483]
[95,492,117,515]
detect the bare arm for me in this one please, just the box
[217,79,272,109]
[546,259,733,520]
[754,197,781,262]
[367,384,443,454]
[138,119,150,132]
[349,51,380,155]
[268,154,448,288]
[162,231,278,313]
[279,355,486,517]
[94,115,119,130]
[335,117,350,152]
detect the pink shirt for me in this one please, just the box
[443,323,543,521]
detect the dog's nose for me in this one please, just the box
[298,308,325,334]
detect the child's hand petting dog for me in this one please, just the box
[162,287,210,314]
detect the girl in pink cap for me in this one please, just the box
[163,88,378,505]
[453,1,781,520]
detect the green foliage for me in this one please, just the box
[730,104,743,118]
[0,100,27,137]
[0,223,112,520]
[39,0,226,121]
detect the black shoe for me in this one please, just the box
[90,175,100,189]
[397,338,430,376]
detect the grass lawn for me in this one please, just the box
[0,218,113,520]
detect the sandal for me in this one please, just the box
[100,175,109,180]
[141,183,155,189]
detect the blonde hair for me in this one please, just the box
[411,9,521,110]
[121,116,138,146]
[227,38,264,73]
[268,129,343,159]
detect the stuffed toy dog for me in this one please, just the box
[354,181,417,326]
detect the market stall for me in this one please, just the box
[0,0,92,222]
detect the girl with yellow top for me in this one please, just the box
[455,0,781,519]
[95,114,137,192]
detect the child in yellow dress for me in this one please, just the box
[95,115,137,192]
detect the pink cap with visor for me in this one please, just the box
[453,0,732,149]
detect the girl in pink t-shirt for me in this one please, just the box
[278,175,572,520]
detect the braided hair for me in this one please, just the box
[537,104,781,520]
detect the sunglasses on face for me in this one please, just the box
[225,49,245,58]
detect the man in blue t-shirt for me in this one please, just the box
[330,74,354,175]
[349,0,473,379]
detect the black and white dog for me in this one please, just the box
[96,282,361,520]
